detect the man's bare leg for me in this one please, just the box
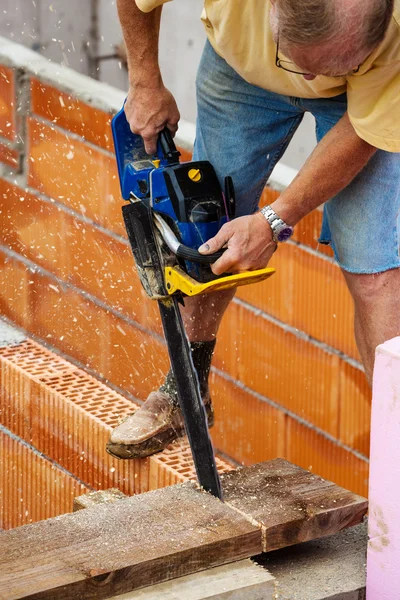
[181,288,236,341]
[342,268,400,384]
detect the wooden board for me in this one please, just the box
[110,559,275,600]
[0,483,261,600]
[220,458,368,553]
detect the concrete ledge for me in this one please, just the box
[0,35,295,182]
[0,319,26,348]
[258,522,367,600]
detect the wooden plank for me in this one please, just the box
[221,458,368,553]
[109,560,275,600]
[0,483,261,600]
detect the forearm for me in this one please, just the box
[117,0,162,87]
[271,113,377,225]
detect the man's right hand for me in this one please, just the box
[124,84,180,155]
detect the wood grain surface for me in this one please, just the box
[0,483,261,600]
[221,458,368,552]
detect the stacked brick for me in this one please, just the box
[0,337,232,527]
[0,37,369,501]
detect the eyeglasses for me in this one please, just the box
[275,36,360,77]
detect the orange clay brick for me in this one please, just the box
[29,271,167,399]
[0,340,146,494]
[0,253,31,330]
[27,117,125,237]
[0,177,67,272]
[30,79,194,162]
[30,276,111,377]
[0,142,18,169]
[30,79,114,152]
[108,311,169,400]
[237,241,359,360]
[285,417,369,497]
[209,371,286,465]
[0,178,161,334]
[339,361,371,457]
[0,250,166,399]
[0,339,231,500]
[215,301,340,438]
[63,217,162,335]
[0,428,89,530]
[0,66,15,141]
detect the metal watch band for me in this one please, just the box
[260,205,294,243]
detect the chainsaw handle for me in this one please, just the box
[157,128,181,164]
[176,245,225,264]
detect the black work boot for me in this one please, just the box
[106,340,216,459]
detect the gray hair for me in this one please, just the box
[277,0,394,52]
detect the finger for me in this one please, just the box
[210,250,238,276]
[142,134,158,155]
[167,122,179,137]
[198,227,231,254]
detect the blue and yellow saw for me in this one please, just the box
[111,107,275,499]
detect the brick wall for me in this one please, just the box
[0,36,370,497]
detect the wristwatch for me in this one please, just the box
[260,205,294,243]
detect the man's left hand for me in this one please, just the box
[198,212,277,275]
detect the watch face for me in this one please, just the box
[277,227,293,242]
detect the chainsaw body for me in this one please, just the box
[112,107,234,293]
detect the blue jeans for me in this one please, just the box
[194,41,400,274]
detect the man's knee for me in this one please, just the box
[343,267,400,305]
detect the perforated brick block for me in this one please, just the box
[0,339,232,512]
[0,427,89,530]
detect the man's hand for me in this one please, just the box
[125,84,180,154]
[198,212,277,275]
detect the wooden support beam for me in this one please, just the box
[73,489,127,512]
[109,560,276,600]
[0,483,261,600]
[221,458,368,552]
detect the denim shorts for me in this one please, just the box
[193,41,400,274]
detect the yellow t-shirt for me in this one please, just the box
[136,0,400,152]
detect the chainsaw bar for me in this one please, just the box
[158,296,223,499]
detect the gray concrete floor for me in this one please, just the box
[256,522,367,600]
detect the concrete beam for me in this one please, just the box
[259,522,367,600]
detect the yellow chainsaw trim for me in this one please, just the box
[164,266,275,297]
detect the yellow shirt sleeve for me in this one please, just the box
[347,62,400,152]
[135,0,172,12]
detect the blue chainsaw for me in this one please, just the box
[111,107,275,499]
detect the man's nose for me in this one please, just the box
[303,73,316,80]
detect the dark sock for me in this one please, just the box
[159,340,216,405]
